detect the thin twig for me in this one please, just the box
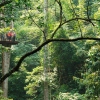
[51,0,63,38]
[62,18,100,26]
[87,0,90,20]
[50,17,100,40]
[25,5,44,34]
[86,0,94,26]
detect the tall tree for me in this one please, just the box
[1,0,9,97]
[43,0,49,100]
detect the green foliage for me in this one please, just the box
[0,27,10,34]
[8,43,40,100]
[51,29,80,86]
[86,45,100,71]
[0,0,100,100]
[15,24,41,44]
[0,89,12,100]
[0,46,11,53]
[8,71,27,100]
[73,44,100,99]
[24,66,43,98]
[61,0,73,19]
[25,66,58,100]
[11,43,40,70]
[57,92,86,100]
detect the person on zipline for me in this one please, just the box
[6,31,11,41]
[11,31,16,41]
[6,30,16,41]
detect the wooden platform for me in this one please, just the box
[0,41,19,47]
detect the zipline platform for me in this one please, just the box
[0,29,19,46]
[0,41,19,45]
[0,41,19,46]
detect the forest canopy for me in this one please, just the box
[0,0,100,100]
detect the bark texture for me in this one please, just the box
[2,51,10,97]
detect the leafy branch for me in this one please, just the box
[0,36,100,84]
[51,0,99,39]
[62,17,100,25]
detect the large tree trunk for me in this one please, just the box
[1,0,11,96]
[2,51,10,97]
[43,0,49,100]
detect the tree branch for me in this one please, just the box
[0,37,100,84]
[51,0,63,38]
[51,1,99,39]
[86,0,94,26]
[62,17,100,25]
[50,17,100,39]
[24,5,44,34]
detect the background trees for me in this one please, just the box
[0,0,100,100]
